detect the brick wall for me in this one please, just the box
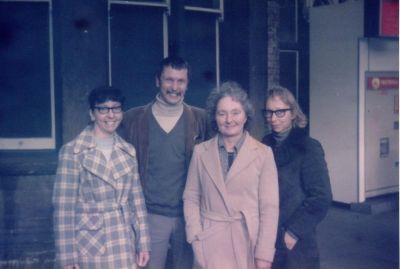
[267,0,280,87]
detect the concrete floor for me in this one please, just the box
[318,204,399,269]
[1,201,398,269]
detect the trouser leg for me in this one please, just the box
[168,216,193,269]
[146,214,174,269]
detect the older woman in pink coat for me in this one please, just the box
[183,81,279,269]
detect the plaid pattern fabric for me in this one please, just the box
[53,126,150,269]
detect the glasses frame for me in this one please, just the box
[262,108,292,119]
[94,106,123,114]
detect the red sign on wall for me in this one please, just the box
[367,76,399,90]
[380,0,399,36]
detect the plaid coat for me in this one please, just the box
[53,126,150,269]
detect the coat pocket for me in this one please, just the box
[76,213,106,256]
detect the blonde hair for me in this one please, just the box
[266,86,308,128]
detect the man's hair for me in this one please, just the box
[156,56,191,79]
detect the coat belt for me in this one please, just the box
[198,210,255,269]
[75,201,121,214]
[196,210,243,241]
[75,201,132,225]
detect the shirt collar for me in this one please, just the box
[217,131,247,153]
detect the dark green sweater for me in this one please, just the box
[144,113,186,217]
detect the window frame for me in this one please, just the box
[0,0,56,150]
[184,0,223,88]
[107,0,223,88]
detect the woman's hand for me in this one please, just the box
[255,259,272,269]
[136,251,150,267]
[284,231,298,250]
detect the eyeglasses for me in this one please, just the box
[262,108,291,118]
[94,106,122,114]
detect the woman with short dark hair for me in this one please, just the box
[53,86,150,269]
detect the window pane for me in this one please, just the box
[279,50,298,98]
[278,1,297,43]
[185,0,220,9]
[0,2,51,138]
[111,0,166,3]
[182,12,217,107]
[110,5,164,108]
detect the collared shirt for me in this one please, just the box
[218,132,247,178]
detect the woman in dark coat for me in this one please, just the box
[262,86,332,269]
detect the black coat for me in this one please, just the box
[262,128,332,269]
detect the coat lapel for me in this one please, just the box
[73,127,109,186]
[81,149,117,189]
[109,135,136,180]
[200,137,228,199]
[74,127,135,189]
[226,135,258,184]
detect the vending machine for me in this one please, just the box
[359,38,399,200]
[364,71,399,197]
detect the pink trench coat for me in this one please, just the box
[183,134,279,269]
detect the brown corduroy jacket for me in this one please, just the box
[120,101,209,189]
